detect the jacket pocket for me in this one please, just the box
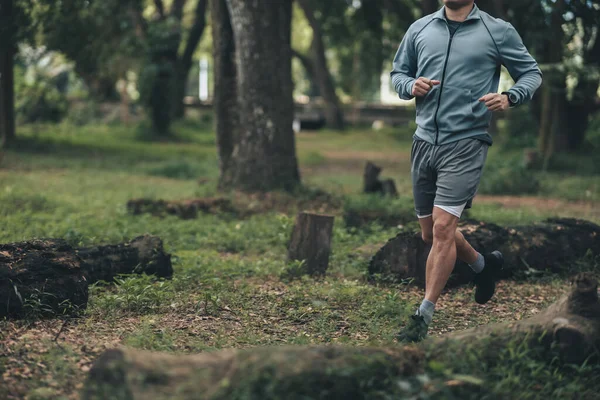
[415,85,439,131]
[435,85,474,132]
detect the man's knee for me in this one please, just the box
[433,219,456,243]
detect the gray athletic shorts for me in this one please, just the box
[411,138,489,218]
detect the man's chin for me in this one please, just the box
[444,1,472,10]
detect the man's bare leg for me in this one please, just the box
[418,215,479,293]
[424,207,460,303]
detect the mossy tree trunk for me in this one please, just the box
[83,273,600,399]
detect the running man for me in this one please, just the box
[390,0,542,342]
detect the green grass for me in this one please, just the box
[1,118,599,399]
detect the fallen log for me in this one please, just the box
[126,197,237,219]
[369,218,600,286]
[83,273,600,399]
[287,212,335,276]
[78,235,173,284]
[0,239,88,318]
[0,236,172,319]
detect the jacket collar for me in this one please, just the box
[433,4,481,22]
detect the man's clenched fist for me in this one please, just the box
[479,93,509,112]
[412,77,441,97]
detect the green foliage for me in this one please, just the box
[90,275,175,315]
[479,156,541,195]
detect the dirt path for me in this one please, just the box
[476,195,600,220]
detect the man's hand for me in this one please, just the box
[412,77,441,97]
[479,93,509,112]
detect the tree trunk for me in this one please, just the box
[83,273,600,399]
[0,0,15,148]
[292,49,319,98]
[287,212,335,276]
[297,0,344,131]
[0,239,88,319]
[0,236,173,319]
[173,0,208,119]
[211,0,238,187]
[369,218,600,287]
[222,0,301,191]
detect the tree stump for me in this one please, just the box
[287,212,334,276]
[0,236,172,319]
[83,273,600,399]
[369,218,600,286]
[363,161,398,197]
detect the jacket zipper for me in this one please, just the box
[433,23,460,146]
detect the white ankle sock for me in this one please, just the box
[469,252,485,274]
[418,299,435,325]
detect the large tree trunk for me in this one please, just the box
[369,218,600,287]
[0,236,173,319]
[0,0,15,147]
[83,273,600,399]
[211,0,238,187]
[173,0,208,119]
[222,0,301,191]
[297,0,345,131]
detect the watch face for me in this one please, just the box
[509,93,518,103]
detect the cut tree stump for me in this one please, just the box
[287,212,334,276]
[369,218,600,286]
[78,235,173,284]
[0,236,172,319]
[83,273,600,399]
[363,161,398,197]
[126,197,237,219]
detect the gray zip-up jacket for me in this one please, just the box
[390,5,542,145]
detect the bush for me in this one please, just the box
[479,157,540,195]
[16,80,68,124]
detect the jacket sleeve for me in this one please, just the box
[390,27,417,101]
[499,23,542,106]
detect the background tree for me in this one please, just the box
[215,0,300,191]
[0,0,33,147]
[296,0,345,130]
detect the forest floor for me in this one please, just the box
[1,119,599,399]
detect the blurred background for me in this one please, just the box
[0,0,598,217]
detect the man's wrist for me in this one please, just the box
[501,91,518,107]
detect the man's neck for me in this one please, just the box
[444,4,473,22]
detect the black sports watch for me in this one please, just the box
[502,91,518,107]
